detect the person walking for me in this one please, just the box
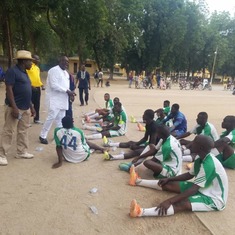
[39,56,75,145]
[97,68,103,88]
[0,50,36,166]
[76,64,90,106]
[26,55,44,124]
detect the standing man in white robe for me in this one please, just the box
[39,56,75,144]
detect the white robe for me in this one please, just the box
[45,65,70,110]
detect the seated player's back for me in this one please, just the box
[54,127,90,163]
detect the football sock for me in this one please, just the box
[110,153,125,160]
[183,149,191,155]
[136,179,162,190]
[141,205,174,217]
[86,133,102,140]
[182,155,193,162]
[108,142,120,147]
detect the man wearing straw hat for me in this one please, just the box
[0,50,36,166]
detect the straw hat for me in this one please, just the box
[14,50,33,60]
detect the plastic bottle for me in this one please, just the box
[90,206,98,215]
[35,147,43,151]
[89,187,98,193]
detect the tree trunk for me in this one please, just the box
[93,44,100,70]
[46,8,68,54]
[109,66,114,80]
[3,11,13,68]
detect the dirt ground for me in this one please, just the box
[0,78,234,235]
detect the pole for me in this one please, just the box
[210,46,218,85]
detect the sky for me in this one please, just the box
[205,0,235,15]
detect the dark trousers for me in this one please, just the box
[79,88,89,105]
[31,87,41,121]
[66,101,73,118]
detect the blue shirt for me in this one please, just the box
[5,65,32,110]
[77,71,90,89]
[164,111,187,133]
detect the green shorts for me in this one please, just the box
[216,153,235,169]
[179,182,217,211]
[153,164,176,179]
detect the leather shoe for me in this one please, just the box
[39,136,48,145]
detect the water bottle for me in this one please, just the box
[35,147,43,152]
[90,206,98,215]
[89,187,98,193]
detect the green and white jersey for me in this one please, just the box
[190,122,219,141]
[163,106,171,115]
[105,99,114,111]
[114,110,127,135]
[54,127,90,163]
[190,154,228,210]
[154,135,182,175]
[221,129,235,148]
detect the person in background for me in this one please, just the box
[162,103,187,138]
[94,69,99,87]
[26,55,44,124]
[76,64,90,106]
[97,68,104,88]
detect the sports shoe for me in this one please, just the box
[103,136,109,146]
[119,162,132,172]
[34,120,44,124]
[130,115,137,123]
[0,156,8,166]
[129,165,139,186]
[96,127,102,132]
[39,136,48,145]
[16,152,34,159]
[137,122,145,132]
[103,151,113,160]
[186,162,193,170]
[130,199,142,218]
[81,119,85,125]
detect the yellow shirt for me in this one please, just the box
[27,63,43,87]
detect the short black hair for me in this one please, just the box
[164,100,170,106]
[144,109,154,120]
[114,101,122,108]
[225,115,235,126]
[198,112,208,119]
[62,116,74,129]
[172,103,179,110]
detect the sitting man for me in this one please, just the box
[211,115,235,169]
[129,124,182,182]
[85,101,127,140]
[178,112,219,162]
[162,103,187,137]
[84,93,113,123]
[102,109,159,164]
[129,135,228,218]
[52,116,107,168]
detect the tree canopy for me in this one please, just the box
[0,0,235,77]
